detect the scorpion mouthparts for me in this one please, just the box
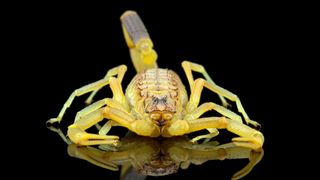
[155,119,166,126]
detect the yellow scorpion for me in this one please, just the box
[47,11,264,151]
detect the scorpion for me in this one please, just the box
[47,11,264,151]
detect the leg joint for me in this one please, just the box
[219,117,229,128]
[181,60,189,67]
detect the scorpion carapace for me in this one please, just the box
[126,68,187,127]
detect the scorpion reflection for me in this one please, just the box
[49,127,263,180]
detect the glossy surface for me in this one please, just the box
[48,128,263,180]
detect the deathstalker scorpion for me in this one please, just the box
[47,11,264,151]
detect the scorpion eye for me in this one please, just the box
[153,98,159,104]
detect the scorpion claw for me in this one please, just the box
[232,132,264,151]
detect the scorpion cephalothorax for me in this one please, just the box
[126,68,187,126]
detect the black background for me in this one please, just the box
[5,1,314,179]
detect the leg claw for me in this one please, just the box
[246,119,261,130]
[46,118,60,127]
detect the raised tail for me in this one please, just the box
[120,11,158,73]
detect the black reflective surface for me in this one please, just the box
[46,124,264,180]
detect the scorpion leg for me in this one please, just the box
[186,79,243,122]
[74,98,121,134]
[185,78,243,143]
[47,78,111,125]
[182,61,229,107]
[85,65,127,104]
[75,98,122,136]
[121,10,158,73]
[68,76,131,145]
[182,61,260,128]
[77,77,130,123]
[47,125,71,144]
[199,78,260,127]
[75,98,110,122]
[48,101,124,145]
[189,128,219,143]
[98,120,117,135]
[48,66,129,125]
[163,117,264,151]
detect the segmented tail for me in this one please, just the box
[120,11,158,73]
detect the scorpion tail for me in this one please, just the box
[120,10,158,73]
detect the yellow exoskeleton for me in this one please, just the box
[47,11,264,151]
